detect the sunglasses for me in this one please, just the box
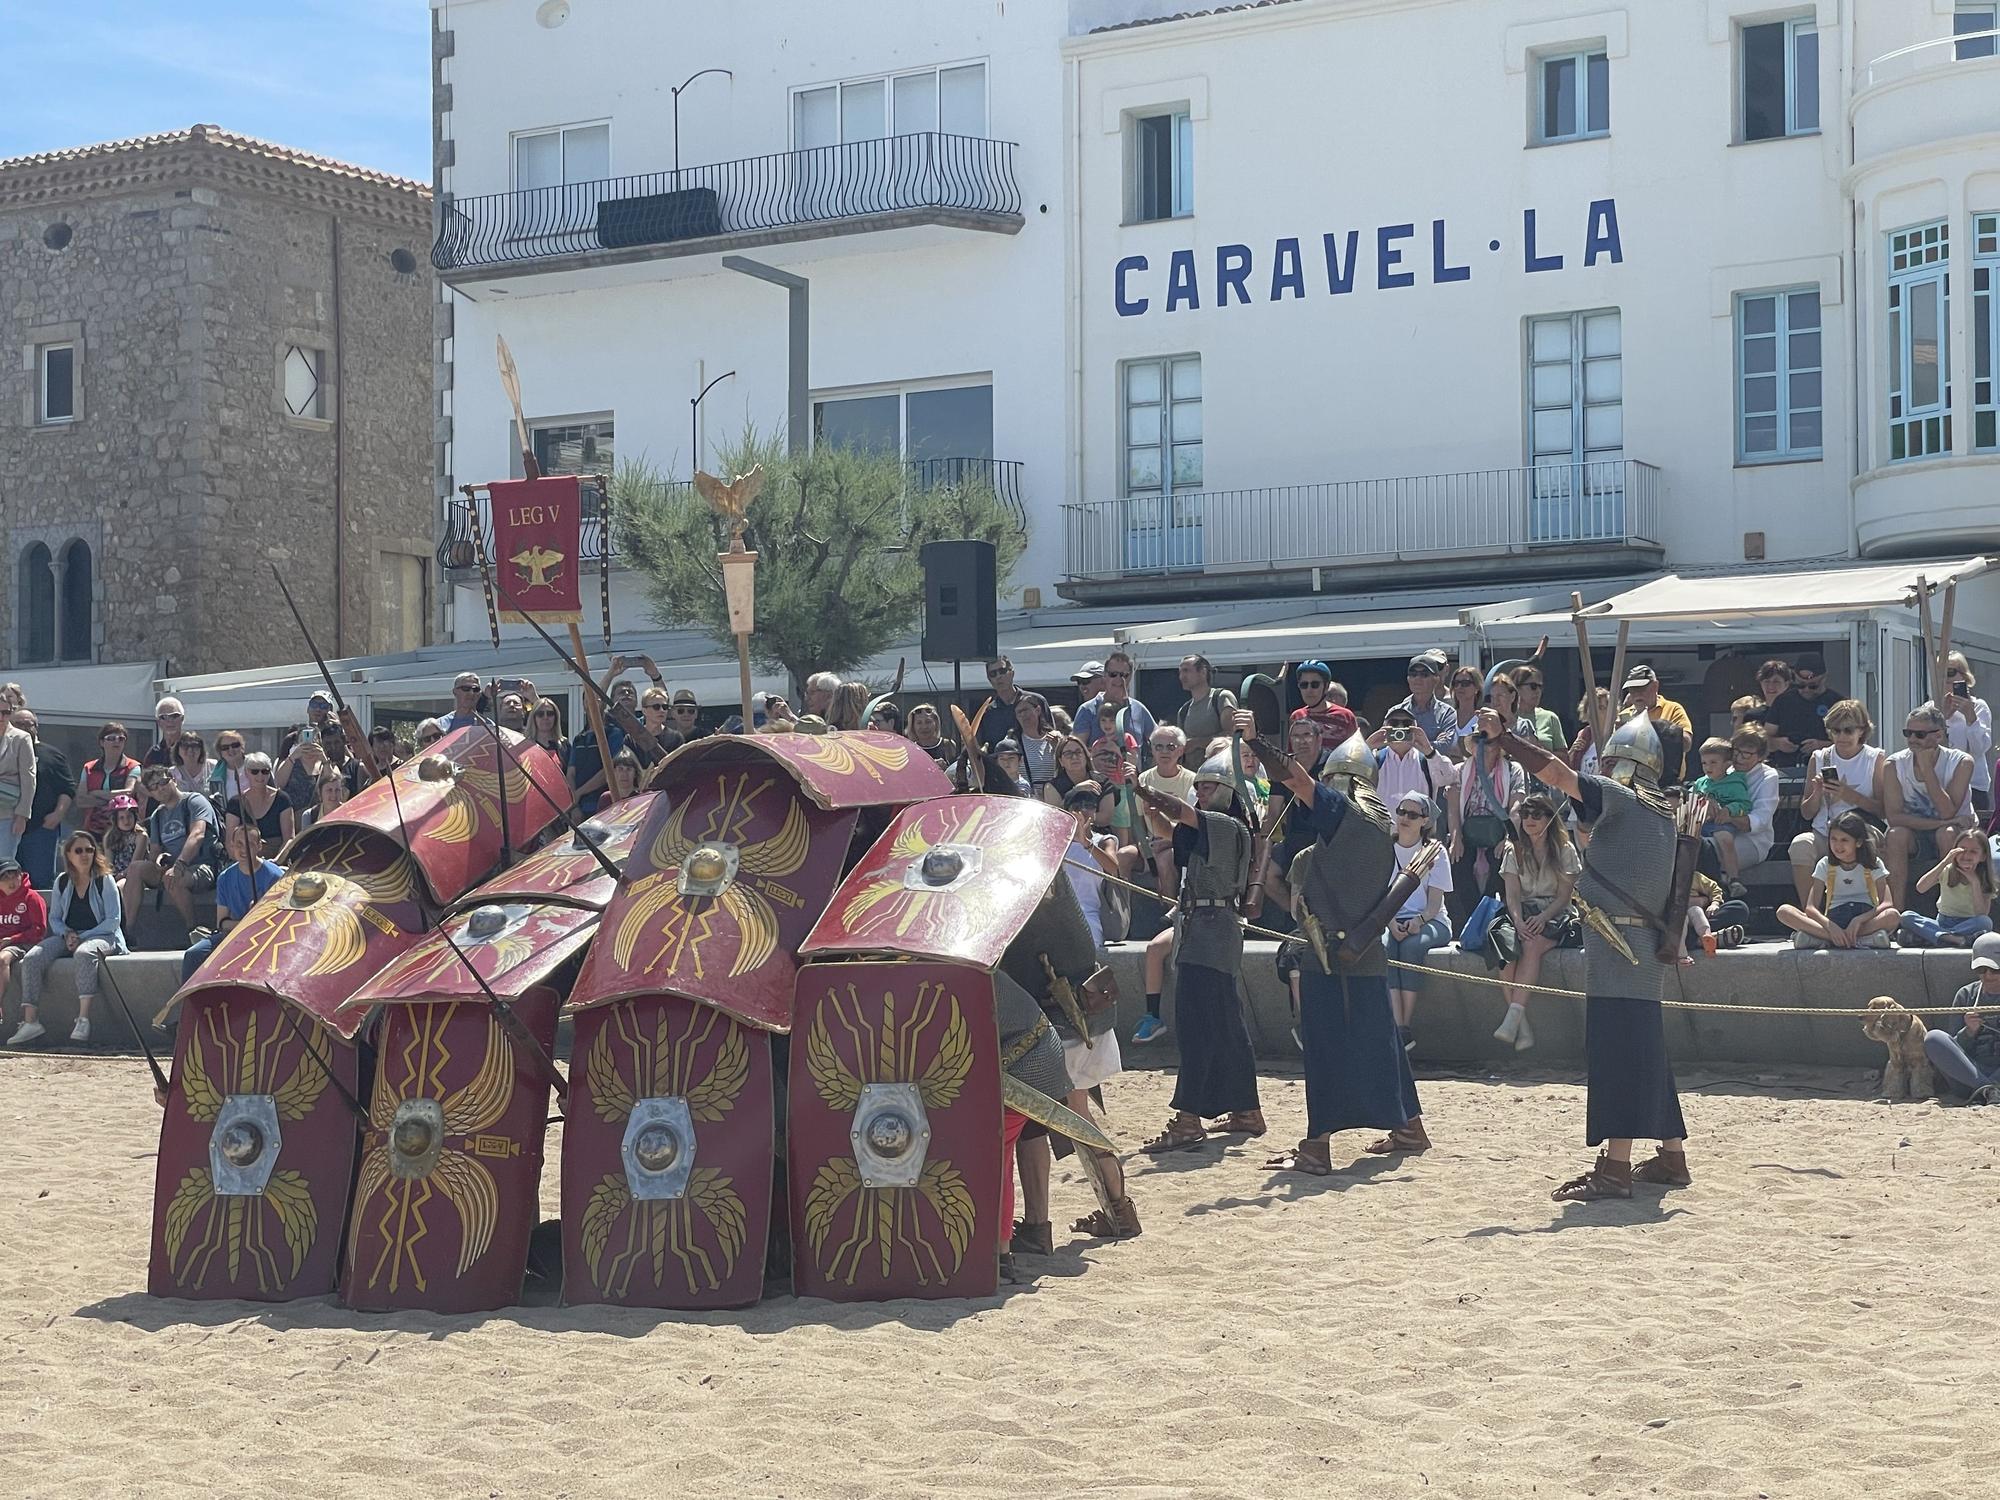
[418,734,442,745]
[1299,679,1327,691]
[1150,741,1180,751]
[1905,728,1938,740]
[218,743,243,752]
[987,669,1012,679]
[673,705,698,714]
[1520,808,1552,820]
[158,712,183,721]
[1406,667,1438,678]
[247,767,271,777]
[534,708,558,717]
[1105,671,1130,681]
[103,733,127,742]
[1395,809,1424,820]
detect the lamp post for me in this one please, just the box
[690,369,736,474]
[672,67,733,192]
[720,255,809,457]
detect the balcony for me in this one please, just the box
[433,133,1023,282]
[1059,459,1663,603]
[1851,29,2000,170]
[437,458,1025,580]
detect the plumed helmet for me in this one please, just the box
[1320,730,1378,787]
[1601,706,1665,785]
[1192,753,1234,787]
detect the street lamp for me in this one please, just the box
[672,67,733,191]
[691,369,736,474]
[721,255,809,457]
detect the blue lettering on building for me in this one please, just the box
[1112,200,1621,315]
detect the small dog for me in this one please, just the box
[1861,997,1935,1100]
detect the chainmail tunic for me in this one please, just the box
[1576,775,1676,1001]
[1175,808,1250,973]
[1298,781,1395,979]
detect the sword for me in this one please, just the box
[1297,909,1333,975]
[1574,895,1638,964]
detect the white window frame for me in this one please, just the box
[1739,13,1819,142]
[1120,354,1202,501]
[1127,108,1194,224]
[810,376,995,460]
[37,342,75,425]
[1888,221,1952,462]
[1735,287,1824,464]
[1525,310,1622,469]
[1535,49,1609,145]
[1956,3,1999,61]
[789,61,990,148]
[1973,212,1998,452]
[510,120,612,192]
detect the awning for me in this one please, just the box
[1575,557,1994,624]
[5,660,161,725]
[1114,607,1466,670]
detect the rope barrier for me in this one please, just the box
[1063,857,2000,1021]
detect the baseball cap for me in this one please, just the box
[1296,660,1332,682]
[1795,652,1827,676]
[1622,664,1659,691]
[0,859,21,877]
[1406,654,1440,676]
[1072,660,1105,683]
[1972,933,2000,972]
[308,690,335,709]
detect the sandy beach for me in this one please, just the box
[1,1051,1993,1499]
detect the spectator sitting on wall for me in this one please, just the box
[12,711,71,891]
[1777,810,1898,950]
[12,831,126,1045]
[1883,703,1975,907]
[1691,738,1753,890]
[1901,828,1997,948]
[182,823,284,983]
[225,752,296,859]
[144,697,187,768]
[1789,700,1886,906]
[101,794,150,892]
[1078,651,1156,767]
[905,703,957,764]
[0,858,48,1024]
[76,723,141,838]
[1620,665,1694,782]
[1748,659,1822,769]
[1394,654,1460,745]
[1175,655,1239,748]
[1924,938,2000,1103]
[210,731,252,809]
[1938,652,1994,820]
[0,705,36,865]
[131,765,216,935]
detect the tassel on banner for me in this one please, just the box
[597,473,614,650]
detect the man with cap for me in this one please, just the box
[1071,660,1106,704]
[1925,933,2000,1104]
[1393,654,1459,746]
[1134,750,1262,1152]
[1290,662,1355,757]
[1476,701,1691,1200]
[669,688,705,741]
[440,671,485,732]
[1618,665,1693,781]
[1245,707,1431,1174]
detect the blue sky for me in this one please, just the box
[6,0,432,181]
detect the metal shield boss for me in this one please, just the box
[789,961,1005,1302]
[561,995,776,1310]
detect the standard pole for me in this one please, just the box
[735,633,754,732]
[569,620,610,794]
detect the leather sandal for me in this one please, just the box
[1266,1137,1335,1175]
[1208,1110,1267,1137]
[1630,1149,1692,1187]
[1551,1153,1634,1201]
[1009,1219,1055,1255]
[1141,1113,1207,1153]
[1071,1196,1143,1239]
[1362,1120,1432,1156]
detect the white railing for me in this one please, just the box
[1061,459,1660,580]
[1863,27,1999,89]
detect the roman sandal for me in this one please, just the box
[1266,1137,1335,1176]
[1630,1149,1693,1187]
[1141,1112,1207,1153]
[1207,1110,1267,1137]
[1551,1153,1634,1201]
[1362,1121,1432,1156]
[1071,1197,1143,1239]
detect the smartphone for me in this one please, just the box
[1820,767,1840,783]
[496,676,527,693]
[299,727,320,746]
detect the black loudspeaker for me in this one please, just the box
[920,539,998,661]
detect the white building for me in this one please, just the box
[426,0,2000,734]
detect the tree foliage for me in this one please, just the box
[614,436,1024,692]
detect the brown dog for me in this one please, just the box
[1862,997,1935,1100]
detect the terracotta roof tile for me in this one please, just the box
[0,123,427,197]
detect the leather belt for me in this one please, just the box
[1186,897,1239,911]
[1611,915,1650,927]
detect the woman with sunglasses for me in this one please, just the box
[11,831,126,1045]
[528,698,570,773]
[868,701,904,737]
[1884,703,1977,907]
[1488,792,1582,1052]
[1042,734,1093,809]
[76,722,141,837]
[208,732,251,808]
[414,718,445,751]
[1384,791,1454,1053]
[1443,667,1485,760]
[225,752,296,859]
[171,731,214,798]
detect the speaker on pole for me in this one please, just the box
[920,540,997,662]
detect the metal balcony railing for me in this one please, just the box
[1062,458,1661,580]
[433,133,1022,272]
[1864,27,1999,88]
[438,457,1025,577]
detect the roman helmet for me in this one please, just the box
[1191,753,1233,788]
[1599,705,1666,787]
[1319,730,1378,792]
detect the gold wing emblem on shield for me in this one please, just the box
[788,733,911,784]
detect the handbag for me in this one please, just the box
[1458,894,1503,952]
[1459,813,1508,849]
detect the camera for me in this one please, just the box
[1387,727,1410,743]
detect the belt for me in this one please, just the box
[1186,898,1239,911]
[1611,915,1650,928]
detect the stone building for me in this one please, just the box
[0,124,435,681]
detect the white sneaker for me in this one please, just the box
[7,1020,45,1046]
[1493,1005,1522,1045]
[69,1017,90,1043]
[1513,1012,1536,1052]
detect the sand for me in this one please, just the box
[1,1051,1994,1499]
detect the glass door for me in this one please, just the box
[1527,310,1623,542]
[1122,356,1203,570]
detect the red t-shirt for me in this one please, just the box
[1290,704,1348,756]
[0,883,48,951]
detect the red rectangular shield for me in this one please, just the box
[488,476,583,624]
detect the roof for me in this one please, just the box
[0,124,429,222]
[1575,556,1995,625]
[1088,0,1308,34]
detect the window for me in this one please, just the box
[513,122,610,191]
[528,416,614,476]
[1130,110,1193,222]
[1888,222,1951,461]
[281,345,326,420]
[1957,4,1998,60]
[1737,289,1823,462]
[58,540,91,662]
[812,382,994,464]
[1526,310,1623,541]
[793,63,987,148]
[16,544,53,665]
[1538,50,1609,143]
[1119,356,1202,568]
[1741,16,1818,141]
[37,343,74,424]
[1974,214,1998,450]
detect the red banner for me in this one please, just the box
[487,476,583,623]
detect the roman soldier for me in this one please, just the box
[1476,703,1691,1200]
[1136,753,1262,1153]
[1245,708,1429,1174]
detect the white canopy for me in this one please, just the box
[1574,557,1994,624]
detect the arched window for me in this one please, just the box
[58,540,92,662]
[17,544,54,665]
